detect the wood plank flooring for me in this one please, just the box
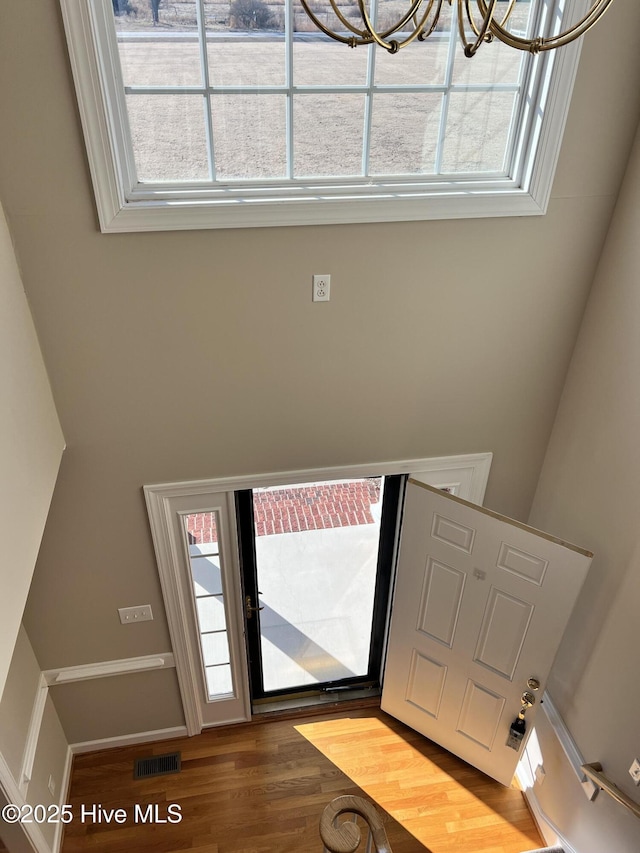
[61,704,542,853]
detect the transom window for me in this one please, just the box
[61,0,586,230]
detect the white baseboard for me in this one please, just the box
[521,784,577,853]
[70,726,188,754]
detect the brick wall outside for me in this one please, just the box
[186,478,382,544]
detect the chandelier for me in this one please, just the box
[298,0,615,56]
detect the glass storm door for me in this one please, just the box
[237,476,402,701]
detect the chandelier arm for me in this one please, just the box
[463,0,481,38]
[298,0,371,43]
[476,0,516,35]
[356,0,432,51]
[484,0,615,52]
[413,0,444,41]
[377,0,439,40]
[458,0,499,57]
[498,0,517,28]
[299,0,440,51]
[387,21,445,50]
[357,0,401,51]
[326,0,375,39]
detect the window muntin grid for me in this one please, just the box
[111,0,536,189]
[184,511,234,701]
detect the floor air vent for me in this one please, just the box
[134,752,181,779]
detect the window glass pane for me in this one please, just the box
[453,0,533,85]
[294,37,368,86]
[369,93,441,175]
[183,510,235,701]
[495,0,535,37]
[206,664,233,697]
[127,94,209,182]
[451,40,523,87]
[374,40,449,87]
[208,36,286,87]
[191,556,223,596]
[374,1,452,86]
[201,632,230,666]
[189,541,219,557]
[442,91,516,173]
[211,95,286,179]
[116,37,203,88]
[112,0,201,85]
[196,595,227,633]
[254,478,384,693]
[186,512,219,549]
[294,95,365,178]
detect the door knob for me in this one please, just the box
[245,595,264,619]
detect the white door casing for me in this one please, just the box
[144,453,492,734]
[382,479,592,786]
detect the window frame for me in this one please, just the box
[60,0,586,232]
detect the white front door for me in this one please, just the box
[381,479,592,786]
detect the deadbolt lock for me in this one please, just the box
[527,677,541,691]
[521,691,536,709]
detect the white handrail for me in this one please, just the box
[581,763,640,820]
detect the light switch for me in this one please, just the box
[118,605,153,624]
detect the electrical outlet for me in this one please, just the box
[313,274,330,302]
[118,605,153,624]
[629,758,640,785]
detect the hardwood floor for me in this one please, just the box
[61,704,542,853]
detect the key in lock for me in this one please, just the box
[506,690,536,751]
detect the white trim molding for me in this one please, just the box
[19,674,49,796]
[515,691,597,853]
[43,653,175,686]
[144,453,493,504]
[541,692,599,801]
[517,782,578,853]
[70,726,188,754]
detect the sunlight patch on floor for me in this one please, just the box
[295,715,542,853]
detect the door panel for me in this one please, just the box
[382,479,592,786]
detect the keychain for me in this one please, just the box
[506,690,536,751]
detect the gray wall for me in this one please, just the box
[0,200,64,698]
[0,0,639,744]
[0,628,70,852]
[0,628,42,783]
[527,121,640,852]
